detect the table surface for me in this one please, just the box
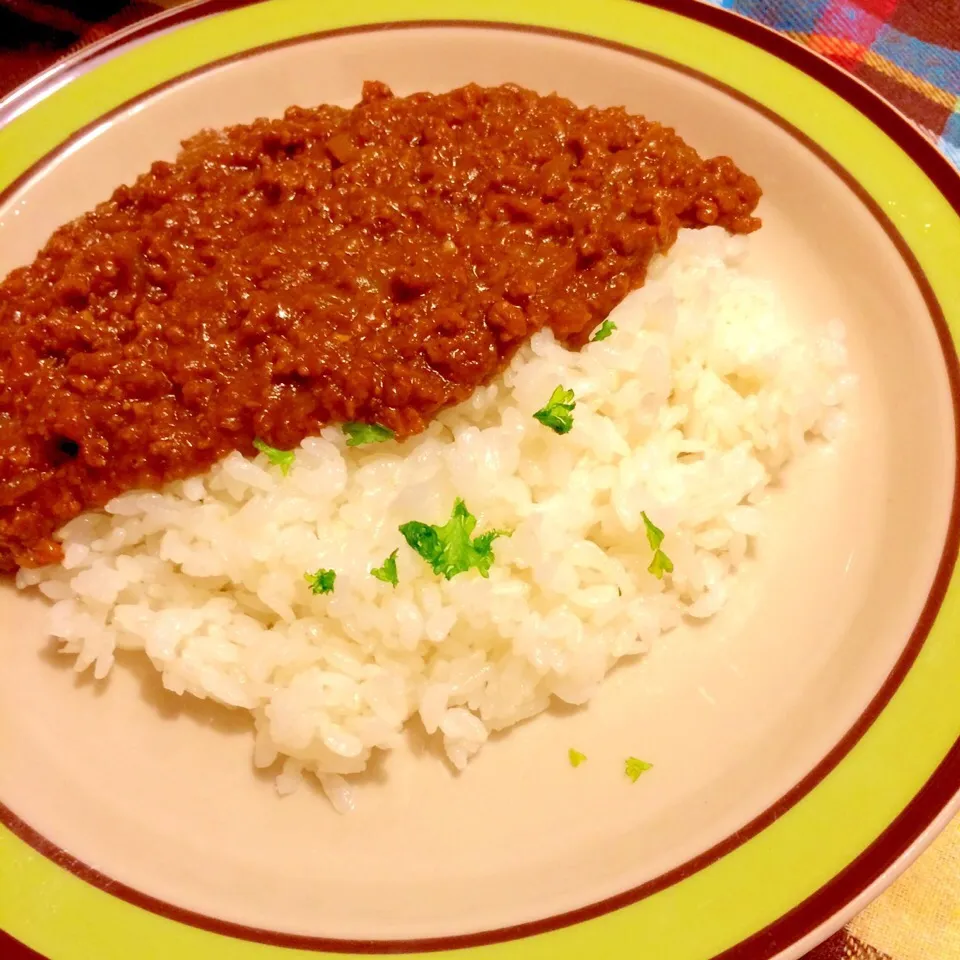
[0,2,958,959]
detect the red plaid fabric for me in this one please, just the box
[704,0,960,166]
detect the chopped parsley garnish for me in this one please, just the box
[399,498,509,580]
[304,568,337,595]
[568,748,587,768]
[533,385,576,435]
[625,757,653,783]
[591,319,617,342]
[342,422,395,447]
[648,550,674,579]
[641,511,674,580]
[371,549,399,587]
[253,438,296,476]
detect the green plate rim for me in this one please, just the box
[1,1,960,958]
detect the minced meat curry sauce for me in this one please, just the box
[0,82,761,572]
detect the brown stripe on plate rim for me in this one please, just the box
[0,929,47,960]
[1,6,959,960]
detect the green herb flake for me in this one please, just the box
[342,422,395,447]
[648,550,674,579]
[533,385,576,435]
[625,757,653,783]
[253,438,296,476]
[591,319,617,342]
[371,549,399,587]
[568,748,587,768]
[399,498,510,580]
[641,511,674,581]
[304,568,337,595]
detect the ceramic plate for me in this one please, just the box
[1,1,960,958]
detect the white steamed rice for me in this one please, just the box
[17,228,853,811]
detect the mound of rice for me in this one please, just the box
[18,228,852,810]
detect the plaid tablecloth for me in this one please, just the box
[0,2,958,960]
[708,0,960,167]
